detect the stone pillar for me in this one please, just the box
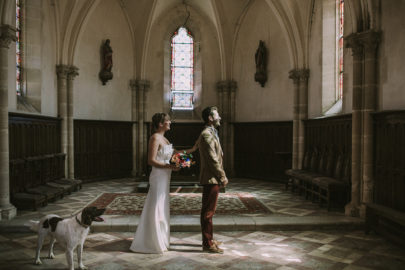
[289,70,301,170]
[56,65,69,177]
[298,69,310,168]
[360,31,380,215]
[222,83,229,171]
[135,80,150,177]
[228,80,237,176]
[216,80,235,173]
[67,66,78,179]
[0,25,17,220]
[216,82,225,143]
[345,34,363,217]
[130,80,138,177]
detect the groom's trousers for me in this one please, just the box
[201,184,220,247]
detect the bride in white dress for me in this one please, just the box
[130,113,196,254]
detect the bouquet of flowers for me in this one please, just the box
[170,152,196,168]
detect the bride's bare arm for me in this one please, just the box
[174,141,198,154]
[148,135,176,169]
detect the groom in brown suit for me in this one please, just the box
[196,106,228,253]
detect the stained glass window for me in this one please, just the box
[16,0,22,96]
[171,27,194,110]
[337,0,344,100]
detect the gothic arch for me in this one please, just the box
[61,0,136,75]
[263,0,303,68]
[0,0,14,26]
[142,1,221,79]
[345,0,377,34]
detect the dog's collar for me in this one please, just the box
[75,215,89,229]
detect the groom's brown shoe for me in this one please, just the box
[212,240,222,246]
[203,244,224,254]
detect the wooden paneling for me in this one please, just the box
[9,112,61,159]
[8,113,63,193]
[74,120,132,181]
[304,114,352,156]
[165,122,204,147]
[162,122,204,180]
[374,110,405,212]
[234,121,293,181]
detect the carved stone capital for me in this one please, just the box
[358,30,381,52]
[298,69,310,82]
[129,79,137,91]
[135,79,150,92]
[216,81,228,93]
[56,65,70,79]
[345,33,362,57]
[0,25,17,49]
[289,69,310,84]
[67,66,79,80]
[229,80,238,93]
[346,30,381,56]
[288,69,300,84]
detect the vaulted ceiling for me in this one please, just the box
[0,0,376,74]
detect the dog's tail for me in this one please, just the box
[25,220,40,232]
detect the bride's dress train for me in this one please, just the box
[130,144,173,254]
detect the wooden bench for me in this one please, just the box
[365,203,405,247]
[10,158,47,211]
[9,153,80,210]
[286,149,351,210]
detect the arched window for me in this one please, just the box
[170,27,194,110]
[322,0,344,115]
[337,0,344,100]
[16,0,23,96]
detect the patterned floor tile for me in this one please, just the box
[1,178,405,269]
[0,230,404,270]
[292,231,341,244]
[352,254,405,270]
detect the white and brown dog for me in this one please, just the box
[27,206,105,270]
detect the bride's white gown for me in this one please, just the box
[130,144,173,254]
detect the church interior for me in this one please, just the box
[0,0,404,269]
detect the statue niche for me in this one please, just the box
[254,40,267,87]
[99,39,113,85]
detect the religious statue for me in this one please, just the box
[254,40,267,87]
[99,39,113,85]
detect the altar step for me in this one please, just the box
[135,182,226,193]
[1,215,364,233]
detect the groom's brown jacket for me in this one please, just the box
[196,126,226,185]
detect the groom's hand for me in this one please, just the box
[221,177,228,187]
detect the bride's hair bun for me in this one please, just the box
[151,113,168,133]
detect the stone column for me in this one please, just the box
[130,80,138,177]
[67,66,78,179]
[0,25,17,220]
[56,65,69,177]
[289,70,300,170]
[217,80,233,172]
[222,84,229,171]
[216,82,225,143]
[135,80,150,177]
[298,69,310,168]
[360,31,380,216]
[345,34,363,217]
[228,80,237,176]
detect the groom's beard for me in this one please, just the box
[214,119,221,127]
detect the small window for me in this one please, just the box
[337,0,344,100]
[16,0,23,96]
[170,27,194,110]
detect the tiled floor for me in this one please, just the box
[0,178,404,269]
[8,177,346,222]
[1,230,404,270]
